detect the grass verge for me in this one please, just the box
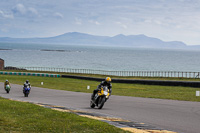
[1,74,200,102]
[0,97,128,133]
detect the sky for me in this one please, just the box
[0,0,200,45]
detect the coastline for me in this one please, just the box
[0,49,12,50]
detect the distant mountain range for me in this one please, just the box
[0,32,199,50]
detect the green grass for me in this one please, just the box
[1,74,200,102]
[0,97,128,133]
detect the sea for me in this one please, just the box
[0,42,200,72]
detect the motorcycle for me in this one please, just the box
[5,84,11,93]
[23,86,31,97]
[90,86,110,109]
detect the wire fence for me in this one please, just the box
[5,66,200,78]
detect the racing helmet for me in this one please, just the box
[26,80,29,83]
[105,77,111,83]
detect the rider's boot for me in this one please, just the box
[91,94,94,100]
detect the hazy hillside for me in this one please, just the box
[0,32,199,50]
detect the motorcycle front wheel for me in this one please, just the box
[97,96,106,109]
[90,100,95,108]
[24,93,29,97]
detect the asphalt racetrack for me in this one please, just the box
[1,82,200,133]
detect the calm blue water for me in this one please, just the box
[0,42,200,72]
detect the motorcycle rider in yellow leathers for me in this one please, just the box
[91,77,112,100]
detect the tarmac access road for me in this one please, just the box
[1,82,200,133]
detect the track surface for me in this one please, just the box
[1,83,200,133]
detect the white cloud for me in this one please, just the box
[89,20,100,25]
[53,12,64,19]
[144,19,152,23]
[12,3,26,15]
[116,22,127,29]
[0,28,9,32]
[154,20,162,25]
[12,3,39,17]
[0,10,13,19]
[75,18,82,25]
[28,7,38,16]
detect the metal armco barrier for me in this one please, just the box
[1,71,200,87]
[6,66,200,79]
[0,71,60,78]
